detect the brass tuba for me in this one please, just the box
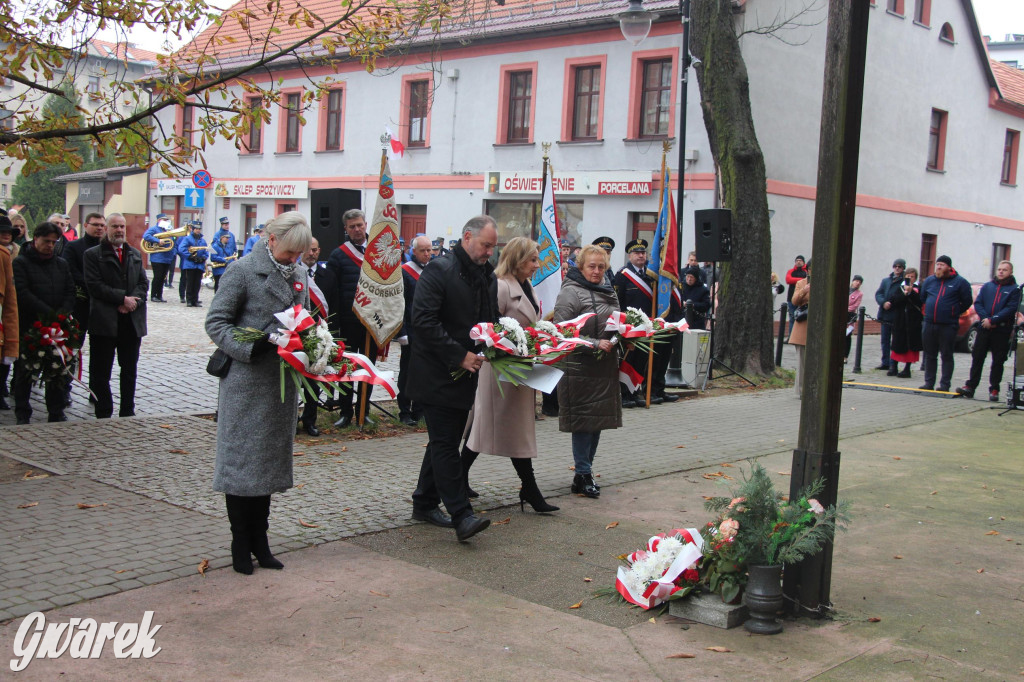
[140,222,189,254]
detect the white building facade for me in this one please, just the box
[150,0,1024,287]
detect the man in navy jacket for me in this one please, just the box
[918,255,973,392]
[957,260,1021,401]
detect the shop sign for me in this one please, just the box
[486,171,652,196]
[213,180,309,199]
[156,179,193,195]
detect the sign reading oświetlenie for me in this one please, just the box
[10,611,161,671]
[213,180,309,199]
[486,171,653,196]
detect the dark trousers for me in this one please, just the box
[0,362,9,397]
[412,404,472,524]
[396,343,420,419]
[13,361,69,422]
[150,262,169,300]
[651,335,673,395]
[178,261,187,300]
[166,265,175,286]
[89,323,141,418]
[183,268,202,305]
[338,332,377,421]
[213,274,222,292]
[301,383,319,427]
[879,321,893,367]
[966,326,1013,392]
[922,322,957,389]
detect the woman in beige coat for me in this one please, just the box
[789,261,811,399]
[463,237,558,513]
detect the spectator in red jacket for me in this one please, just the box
[785,255,808,335]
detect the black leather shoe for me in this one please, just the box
[874,364,889,371]
[937,385,950,393]
[399,415,416,426]
[570,473,600,498]
[303,422,320,437]
[886,368,899,376]
[660,393,679,403]
[412,507,454,528]
[955,386,974,399]
[650,395,664,405]
[180,298,186,303]
[334,414,353,429]
[918,384,934,391]
[622,398,637,409]
[455,514,490,542]
[897,368,911,378]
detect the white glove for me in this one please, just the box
[1,355,14,366]
[396,336,408,346]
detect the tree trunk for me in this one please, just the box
[690,0,775,376]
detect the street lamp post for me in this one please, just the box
[620,0,691,387]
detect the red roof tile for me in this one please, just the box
[991,59,1024,109]
[89,38,161,64]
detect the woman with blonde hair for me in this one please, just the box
[462,236,559,513]
[554,244,622,498]
[206,211,312,574]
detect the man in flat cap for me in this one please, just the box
[918,255,973,392]
[875,257,907,374]
[613,238,654,407]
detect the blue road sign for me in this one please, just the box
[184,187,205,209]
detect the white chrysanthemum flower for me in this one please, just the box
[627,307,654,332]
[499,316,529,355]
[535,320,558,336]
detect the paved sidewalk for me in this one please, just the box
[1,409,1020,679]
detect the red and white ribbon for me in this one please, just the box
[39,324,74,364]
[469,322,519,355]
[618,361,644,392]
[605,311,652,339]
[615,528,704,610]
[557,313,595,331]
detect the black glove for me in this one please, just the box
[251,334,276,357]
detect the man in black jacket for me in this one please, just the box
[298,238,338,436]
[83,213,149,419]
[325,208,377,428]
[613,239,653,407]
[407,215,498,542]
[61,212,106,334]
[11,222,76,423]
[874,258,907,373]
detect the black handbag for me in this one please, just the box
[206,348,232,378]
[793,304,809,322]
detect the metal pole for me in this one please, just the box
[775,304,788,367]
[852,306,866,373]
[665,0,691,388]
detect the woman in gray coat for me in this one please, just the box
[553,244,622,499]
[205,212,312,575]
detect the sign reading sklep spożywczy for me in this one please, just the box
[10,611,161,672]
[212,180,309,199]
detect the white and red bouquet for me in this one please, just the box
[234,305,396,402]
[614,528,705,609]
[605,307,689,355]
[19,312,82,385]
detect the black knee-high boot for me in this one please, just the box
[461,444,479,499]
[512,458,559,513]
[225,494,253,575]
[250,495,284,569]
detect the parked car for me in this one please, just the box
[955,283,984,352]
[961,283,1024,353]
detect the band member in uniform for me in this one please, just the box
[396,234,432,425]
[613,238,654,407]
[325,209,377,428]
[178,221,209,307]
[142,213,176,302]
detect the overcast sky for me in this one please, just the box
[972,0,1023,40]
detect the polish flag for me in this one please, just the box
[386,127,404,159]
[618,361,644,392]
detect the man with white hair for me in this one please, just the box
[83,213,149,418]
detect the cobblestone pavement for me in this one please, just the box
[0,284,1004,622]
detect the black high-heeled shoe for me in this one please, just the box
[519,486,559,513]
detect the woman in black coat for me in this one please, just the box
[680,266,711,330]
[887,267,923,378]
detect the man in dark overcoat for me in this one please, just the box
[298,237,338,436]
[407,216,498,542]
[613,238,653,407]
[396,234,431,426]
[83,213,149,419]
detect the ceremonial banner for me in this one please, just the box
[353,152,405,347]
[531,157,562,320]
[649,164,680,318]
